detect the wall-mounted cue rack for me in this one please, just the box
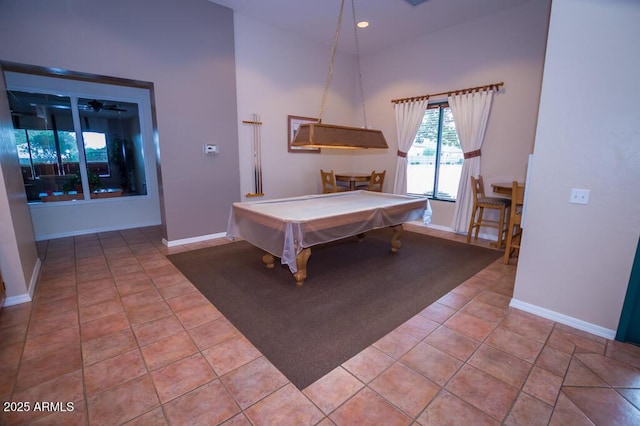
[242,114,264,197]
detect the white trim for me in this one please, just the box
[163,232,228,247]
[27,194,154,210]
[4,293,32,307]
[3,258,41,307]
[509,298,616,340]
[28,257,41,299]
[407,220,498,241]
[423,223,455,233]
[34,220,161,241]
[407,220,454,232]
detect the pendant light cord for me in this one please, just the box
[318,0,345,122]
[351,0,368,128]
[318,0,369,128]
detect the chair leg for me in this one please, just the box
[474,207,484,240]
[496,206,506,248]
[503,205,511,244]
[503,221,514,264]
[467,206,477,243]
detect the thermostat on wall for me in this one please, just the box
[203,144,219,154]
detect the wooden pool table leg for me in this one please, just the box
[293,247,311,286]
[262,253,275,268]
[261,249,311,286]
[390,224,403,253]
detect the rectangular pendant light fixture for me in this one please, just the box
[288,0,389,151]
[291,123,388,149]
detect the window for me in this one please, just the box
[406,103,463,201]
[9,90,147,202]
[82,132,109,175]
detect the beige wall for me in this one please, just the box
[0,0,550,245]
[358,0,551,229]
[0,66,39,301]
[230,0,551,230]
[0,0,241,243]
[513,0,640,335]
[233,14,360,199]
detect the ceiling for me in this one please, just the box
[209,0,532,55]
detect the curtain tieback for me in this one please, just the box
[463,149,481,159]
[397,150,407,158]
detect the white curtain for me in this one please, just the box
[449,90,494,233]
[392,99,429,194]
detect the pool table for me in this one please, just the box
[226,190,429,286]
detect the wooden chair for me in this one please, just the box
[320,170,348,193]
[466,175,510,247]
[367,170,386,192]
[503,181,525,264]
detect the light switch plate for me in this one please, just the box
[569,188,590,204]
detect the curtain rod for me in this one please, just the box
[390,81,504,104]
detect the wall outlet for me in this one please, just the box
[203,144,219,154]
[569,188,590,204]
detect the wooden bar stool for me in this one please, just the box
[467,175,510,247]
[504,181,525,263]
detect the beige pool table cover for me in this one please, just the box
[226,191,429,272]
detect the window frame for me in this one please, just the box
[8,85,148,203]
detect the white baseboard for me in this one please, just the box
[407,220,453,232]
[509,298,616,340]
[4,293,32,307]
[406,221,497,241]
[161,224,491,250]
[3,258,41,307]
[163,232,227,247]
[426,223,455,233]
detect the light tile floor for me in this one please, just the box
[1,224,640,425]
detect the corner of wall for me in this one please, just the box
[510,298,616,340]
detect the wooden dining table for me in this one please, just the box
[335,172,371,191]
[491,182,524,197]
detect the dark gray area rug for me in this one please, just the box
[167,229,501,389]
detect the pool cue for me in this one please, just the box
[256,113,263,194]
[242,114,264,197]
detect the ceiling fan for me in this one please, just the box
[84,99,126,112]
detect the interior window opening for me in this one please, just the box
[9,90,147,203]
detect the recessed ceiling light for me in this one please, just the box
[356,21,370,29]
